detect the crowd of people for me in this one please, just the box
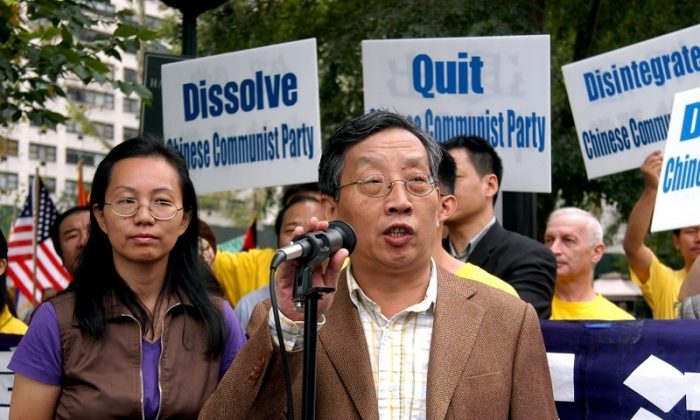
[1,110,698,418]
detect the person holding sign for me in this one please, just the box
[441,136,556,318]
[545,207,634,320]
[8,136,246,419]
[623,150,700,319]
[199,111,555,419]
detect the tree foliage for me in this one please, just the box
[190,0,699,257]
[0,0,156,128]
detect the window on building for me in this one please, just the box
[67,87,115,110]
[65,120,81,135]
[29,143,57,163]
[78,28,103,43]
[29,176,56,193]
[124,68,138,84]
[94,122,114,140]
[123,97,139,114]
[123,127,139,140]
[65,180,93,198]
[89,1,115,17]
[66,149,97,166]
[1,139,19,157]
[0,172,18,192]
[145,16,164,30]
[65,120,114,140]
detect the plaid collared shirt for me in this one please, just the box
[347,261,437,420]
[269,262,437,419]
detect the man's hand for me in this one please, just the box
[641,150,663,191]
[273,217,349,322]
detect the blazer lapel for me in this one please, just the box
[319,272,380,420]
[426,268,486,419]
[467,223,501,266]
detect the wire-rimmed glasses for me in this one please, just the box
[105,199,183,221]
[334,173,435,198]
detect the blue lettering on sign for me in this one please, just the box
[661,153,700,193]
[412,52,484,99]
[680,101,700,142]
[182,71,298,122]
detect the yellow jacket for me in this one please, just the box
[212,248,276,307]
[455,263,519,297]
[0,305,27,335]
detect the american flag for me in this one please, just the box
[7,179,71,307]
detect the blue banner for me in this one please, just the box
[542,320,700,419]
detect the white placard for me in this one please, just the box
[562,24,700,179]
[162,39,321,194]
[362,36,551,193]
[650,87,700,232]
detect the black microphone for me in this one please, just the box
[270,220,356,269]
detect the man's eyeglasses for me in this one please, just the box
[334,173,435,198]
[105,198,183,221]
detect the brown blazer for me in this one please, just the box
[199,266,557,419]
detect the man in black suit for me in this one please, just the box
[441,136,555,318]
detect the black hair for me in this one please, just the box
[0,230,16,316]
[318,110,441,201]
[49,206,90,259]
[281,182,320,207]
[442,135,503,205]
[71,135,225,356]
[437,147,457,195]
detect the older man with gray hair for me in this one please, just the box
[544,207,634,321]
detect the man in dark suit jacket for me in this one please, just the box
[199,111,556,419]
[442,136,556,318]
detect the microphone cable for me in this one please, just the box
[268,266,295,420]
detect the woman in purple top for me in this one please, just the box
[9,135,246,419]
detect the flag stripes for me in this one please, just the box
[7,179,71,308]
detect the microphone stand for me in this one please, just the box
[294,260,334,420]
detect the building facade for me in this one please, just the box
[0,0,172,211]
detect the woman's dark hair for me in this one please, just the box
[71,135,225,356]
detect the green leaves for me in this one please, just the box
[0,0,163,130]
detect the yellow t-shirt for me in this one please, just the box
[212,248,276,307]
[0,305,28,335]
[629,253,685,319]
[454,263,519,297]
[550,294,634,320]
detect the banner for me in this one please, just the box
[0,333,23,419]
[161,39,321,194]
[562,24,700,179]
[543,320,700,419]
[362,36,551,193]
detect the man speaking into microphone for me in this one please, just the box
[200,111,556,419]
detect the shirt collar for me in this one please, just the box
[347,259,438,314]
[448,216,496,260]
